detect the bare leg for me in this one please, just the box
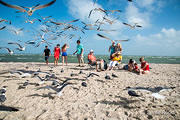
[81,58,84,66]
[62,56,64,66]
[54,58,56,66]
[65,56,68,65]
[56,58,59,66]
[78,57,81,66]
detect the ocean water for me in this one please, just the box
[0,54,180,64]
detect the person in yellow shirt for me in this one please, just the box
[107,51,122,70]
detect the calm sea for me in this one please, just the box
[0,54,180,64]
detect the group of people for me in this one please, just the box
[43,40,84,66]
[43,40,150,75]
[123,57,150,74]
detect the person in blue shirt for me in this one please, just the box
[73,40,84,66]
[108,41,116,59]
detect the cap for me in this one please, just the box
[90,49,94,52]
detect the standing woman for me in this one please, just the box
[115,43,122,52]
[54,44,61,66]
[61,44,69,66]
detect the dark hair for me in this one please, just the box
[139,57,144,62]
[134,63,137,65]
[45,46,48,48]
[62,44,67,50]
[129,59,134,64]
[57,44,60,46]
[77,40,80,43]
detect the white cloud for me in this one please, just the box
[132,28,180,56]
[125,3,150,28]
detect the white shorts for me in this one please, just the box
[109,61,118,68]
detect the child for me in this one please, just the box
[134,63,140,73]
[61,44,69,66]
[139,57,150,74]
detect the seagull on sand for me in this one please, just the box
[128,90,140,97]
[125,86,175,99]
[0,86,7,94]
[0,0,56,16]
[0,47,13,55]
[8,42,26,51]
[105,73,111,80]
[0,93,6,103]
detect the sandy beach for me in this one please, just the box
[0,62,180,120]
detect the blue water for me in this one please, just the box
[0,54,180,64]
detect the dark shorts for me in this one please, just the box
[90,61,97,66]
[62,52,67,56]
[45,56,49,61]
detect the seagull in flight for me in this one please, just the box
[0,47,13,55]
[0,26,6,31]
[8,42,26,51]
[97,33,129,42]
[0,0,56,16]
[10,28,23,35]
[123,22,142,29]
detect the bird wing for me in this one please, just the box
[67,19,79,23]
[33,0,56,10]
[0,0,26,12]
[0,26,6,30]
[123,22,132,27]
[8,42,22,48]
[5,47,12,52]
[88,9,93,18]
[97,33,111,40]
[136,25,142,27]
[51,21,64,25]
[114,39,129,42]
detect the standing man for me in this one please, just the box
[43,46,51,65]
[73,40,84,67]
[109,41,116,59]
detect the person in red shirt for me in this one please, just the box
[139,57,150,74]
[54,44,61,66]
[88,49,104,72]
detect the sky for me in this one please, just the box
[0,0,180,56]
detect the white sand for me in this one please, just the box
[0,62,180,120]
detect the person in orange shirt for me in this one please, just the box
[88,49,104,72]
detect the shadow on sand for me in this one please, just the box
[95,95,139,109]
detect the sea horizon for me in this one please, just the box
[0,54,180,64]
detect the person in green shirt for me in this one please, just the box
[73,40,84,66]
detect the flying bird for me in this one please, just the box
[8,42,26,51]
[10,28,23,35]
[0,47,13,55]
[123,22,142,29]
[0,26,6,30]
[97,33,129,42]
[0,0,56,16]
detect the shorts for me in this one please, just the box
[77,54,83,59]
[90,61,97,66]
[109,61,118,68]
[45,56,49,61]
[62,52,67,56]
